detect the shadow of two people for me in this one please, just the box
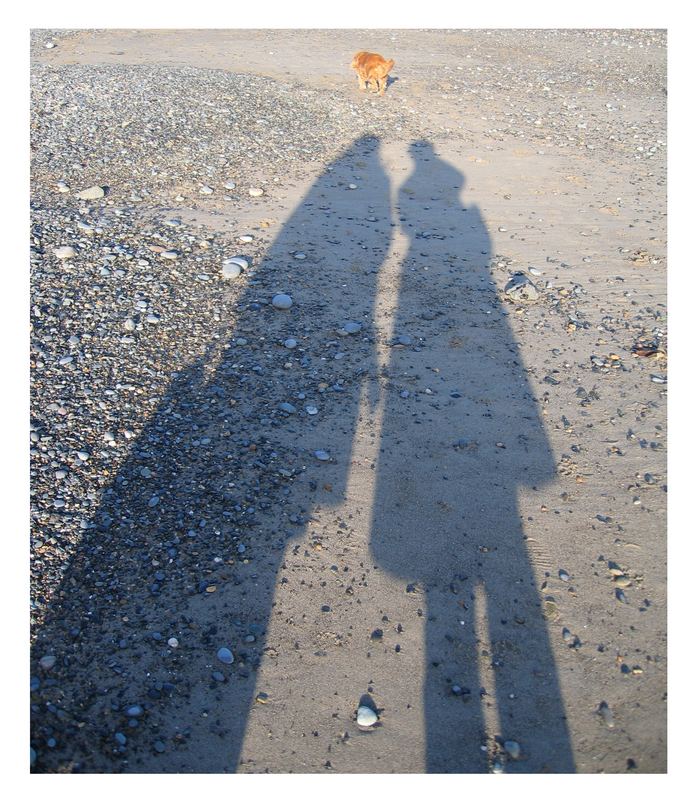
[31,135,574,773]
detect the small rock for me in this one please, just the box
[314,450,330,461]
[597,701,615,728]
[504,740,522,760]
[283,338,298,349]
[272,294,293,310]
[249,187,264,197]
[217,647,234,665]
[54,246,76,260]
[504,272,539,302]
[75,186,105,200]
[39,655,56,671]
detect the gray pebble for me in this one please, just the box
[217,647,234,664]
[272,293,293,310]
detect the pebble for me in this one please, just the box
[504,740,522,760]
[124,318,136,331]
[272,293,293,310]
[356,705,378,727]
[305,405,319,415]
[224,180,237,190]
[504,272,539,302]
[222,261,243,280]
[167,637,179,648]
[238,234,254,243]
[125,705,143,717]
[153,740,166,753]
[39,655,56,671]
[283,338,298,349]
[54,246,76,260]
[55,181,69,193]
[249,187,264,197]
[217,647,234,665]
[528,266,543,276]
[597,701,615,728]
[115,732,127,745]
[30,748,36,767]
[294,252,307,260]
[314,450,330,461]
[343,321,362,334]
[559,569,570,582]
[160,250,180,260]
[75,186,105,200]
[199,185,214,195]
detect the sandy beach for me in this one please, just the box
[29,28,667,773]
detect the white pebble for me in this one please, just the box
[54,246,76,260]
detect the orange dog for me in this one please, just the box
[351,51,395,96]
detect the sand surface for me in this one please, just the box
[30,29,667,773]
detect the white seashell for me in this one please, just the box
[224,256,249,270]
[356,706,378,727]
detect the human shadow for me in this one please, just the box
[30,135,390,772]
[369,141,575,772]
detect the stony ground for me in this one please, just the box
[30,28,667,774]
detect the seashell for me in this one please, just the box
[356,706,378,727]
